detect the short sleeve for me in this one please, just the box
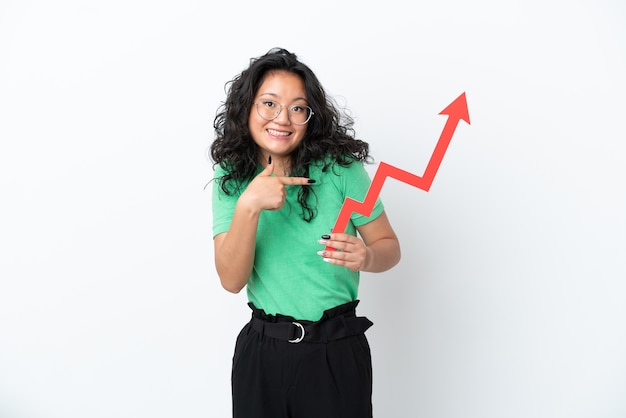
[211,166,240,238]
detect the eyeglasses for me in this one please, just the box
[253,100,314,125]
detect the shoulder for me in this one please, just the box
[212,161,228,179]
[212,161,257,196]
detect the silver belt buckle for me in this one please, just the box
[288,322,305,343]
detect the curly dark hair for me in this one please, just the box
[210,47,371,222]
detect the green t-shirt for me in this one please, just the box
[212,159,384,320]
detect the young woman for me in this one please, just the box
[210,47,401,418]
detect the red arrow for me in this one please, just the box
[327,92,470,248]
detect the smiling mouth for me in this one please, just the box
[267,129,291,137]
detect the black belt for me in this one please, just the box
[250,315,373,344]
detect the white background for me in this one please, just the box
[1,0,625,417]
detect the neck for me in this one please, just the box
[261,152,291,175]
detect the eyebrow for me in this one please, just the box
[257,92,308,103]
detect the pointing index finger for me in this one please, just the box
[277,177,316,186]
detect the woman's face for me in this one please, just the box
[248,71,309,164]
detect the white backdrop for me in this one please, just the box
[1,0,625,417]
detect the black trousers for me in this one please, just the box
[231,300,374,418]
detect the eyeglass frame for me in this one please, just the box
[253,101,314,125]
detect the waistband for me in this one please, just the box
[248,300,373,344]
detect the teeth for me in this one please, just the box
[267,129,290,137]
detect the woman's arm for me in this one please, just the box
[317,211,401,272]
[213,202,261,293]
[214,161,313,293]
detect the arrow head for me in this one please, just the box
[439,92,471,125]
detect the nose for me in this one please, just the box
[274,105,291,124]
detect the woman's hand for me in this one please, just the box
[317,233,369,272]
[316,212,401,273]
[238,157,313,213]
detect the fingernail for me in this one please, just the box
[321,234,331,239]
[268,155,272,164]
[307,179,316,184]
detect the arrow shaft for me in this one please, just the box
[421,117,462,191]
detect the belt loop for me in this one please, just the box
[340,316,349,336]
[321,320,329,343]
